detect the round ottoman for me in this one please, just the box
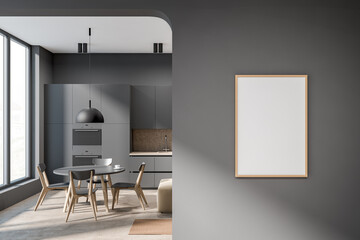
[157,178,172,213]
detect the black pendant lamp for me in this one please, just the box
[76,28,104,123]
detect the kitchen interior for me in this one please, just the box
[0,16,172,187]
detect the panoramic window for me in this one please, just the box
[0,30,30,187]
[10,40,28,182]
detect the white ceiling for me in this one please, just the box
[0,17,172,53]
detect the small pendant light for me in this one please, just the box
[76,28,104,123]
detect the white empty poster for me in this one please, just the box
[235,75,308,177]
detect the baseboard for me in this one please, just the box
[0,179,41,211]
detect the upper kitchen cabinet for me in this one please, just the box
[102,85,130,124]
[44,84,73,124]
[72,84,102,123]
[155,86,172,129]
[131,86,156,128]
[131,85,172,129]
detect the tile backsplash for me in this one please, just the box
[132,129,172,152]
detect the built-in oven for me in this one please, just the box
[73,129,102,145]
[72,124,102,166]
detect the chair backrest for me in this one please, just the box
[37,163,49,188]
[69,170,95,196]
[38,163,46,172]
[71,170,94,180]
[92,158,112,166]
[135,163,146,187]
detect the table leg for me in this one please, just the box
[100,175,109,212]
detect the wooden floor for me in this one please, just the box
[0,189,172,240]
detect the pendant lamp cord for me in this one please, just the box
[89,28,92,103]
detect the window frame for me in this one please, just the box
[0,28,31,190]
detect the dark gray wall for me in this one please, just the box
[32,46,53,177]
[53,54,172,85]
[1,1,360,239]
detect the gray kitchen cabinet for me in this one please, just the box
[131,86,156,128]
[155,86,172,129]
[129,157,155,171]
[130,172,155,188]
[72,84,102,123]
[44,124,72,183]
[102,124,130,182]
[129,157,155,188]
[129,156,172,188]
[44,84,73,123]
[102,85,130,124]
[155,157,172,171]
[155,173,172,187]
[131,85,172,129]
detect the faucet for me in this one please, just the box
[162,135,170,152]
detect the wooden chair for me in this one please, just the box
[66,169,98,222]
[86,158,113,188]
[34,163,69,211]
[111,163,148,210]
[85,158,113,203]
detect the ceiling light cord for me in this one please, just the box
[89,27,92,101]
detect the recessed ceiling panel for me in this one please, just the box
[0,17,172,53]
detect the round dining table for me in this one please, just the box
[54,165,125,212]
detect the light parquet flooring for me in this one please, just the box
[0,189,172,240]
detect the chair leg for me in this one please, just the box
[40,189,48,205]
[77,180,81,189]
[72,197,76,213]
[135,189,145,210]
[34,188,46,211]
[63,188,70,213]
[139,188,148,206]
[89,194,97,221]
[111,189,117,210]
[86,182,90,203]
[65,197,75,222]
[116,189,120,204]
[107,175,113,197]
[93,192,98,212]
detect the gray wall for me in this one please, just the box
[1,1,360,239]
[32,46,53,177]
[53,53,172,85]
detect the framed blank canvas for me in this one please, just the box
[235,75,308,178]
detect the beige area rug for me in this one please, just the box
[129,219,172,235]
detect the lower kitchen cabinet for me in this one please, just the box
[129,156,172,188]
[155,173,172,187]
[130,173,155,188]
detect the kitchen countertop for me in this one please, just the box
[129,151,172,157]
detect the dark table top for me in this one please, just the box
[53,165,125,176]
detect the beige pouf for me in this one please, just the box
[157,178,172,213]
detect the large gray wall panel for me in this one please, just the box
[72,84,102,123]
[44,124,72,183]
[44,84,72,123]
[131,86,156,129]
[53,54,172,86]
[102,124,130,182]
[102,85,130,124]
[155,86,172,128]
[3,1,360,239]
